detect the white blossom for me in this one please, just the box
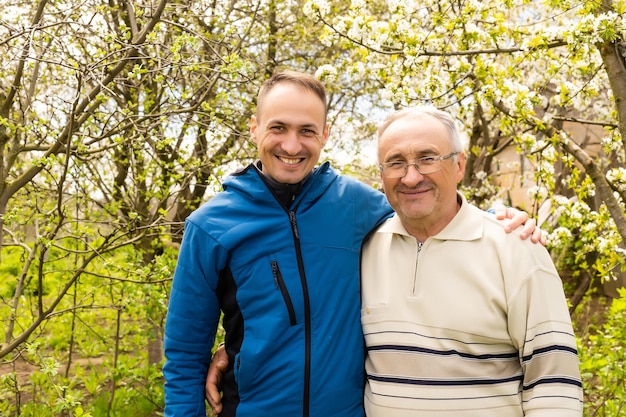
[315,65,338,82]
[527,185,548,200]
[303,0,330,16]
[475,170,488,180]
[350,0,367,11]
[546,226,573,247]
[552,226,573,239]
[603,135,624,154]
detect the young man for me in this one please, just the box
[361,106,583,416]
[164,71,540,417]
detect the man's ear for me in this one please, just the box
[320,123,331,146]
[455,152,467,182]
[250,115,258,144]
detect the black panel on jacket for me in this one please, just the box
[216,267,241,417]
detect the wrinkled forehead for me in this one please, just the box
[378,115,449,160]
[380,142,441,161]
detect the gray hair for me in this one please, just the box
[377,106,464,154]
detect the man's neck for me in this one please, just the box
[255,161,312,207]
[404,194,462,242]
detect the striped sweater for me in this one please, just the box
[360,194,583,417]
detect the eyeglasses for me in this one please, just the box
[380,152,459,178]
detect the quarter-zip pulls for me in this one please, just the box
[412,240,424,294]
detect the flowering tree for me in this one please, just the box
[306,0,626,297]
[1,0,625,414]
[0,0,394,414]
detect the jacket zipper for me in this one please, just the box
[271,261,297,325]
[289,210,311,417]
[255,164,320,417]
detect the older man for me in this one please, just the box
[361,106,583,416]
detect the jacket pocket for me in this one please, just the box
[271,260,297,325]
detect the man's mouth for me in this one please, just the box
[400,186,431,195]
[278,156,304,165]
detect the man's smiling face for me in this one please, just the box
[250,82,329,184]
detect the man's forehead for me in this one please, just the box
[257,84,325,124]
[265,117,322,129]
[383,143,439,157]
[261,82,324,105]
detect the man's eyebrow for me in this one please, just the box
[266,120,320,130]
[266,119,287,125]
[384,149,438,162]
[384,152,406,161]
[300,123,321,130]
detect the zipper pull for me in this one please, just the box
[289,211,299,239]
[271,261,279,287]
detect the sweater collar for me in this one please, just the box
[378,192,483,242]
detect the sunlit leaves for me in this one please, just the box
[578,289,626,415]
[1,0,625,414]
[607,167,626,192]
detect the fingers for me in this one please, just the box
[206,370,223,415]
[213,345,229,371]
[205,344,229,415]
[531,225,547,246]
[505,207,529,234]
[517,216,533,239]
[493,204,508,220]
[493,204,545,245]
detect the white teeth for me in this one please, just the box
[279,157,302,165]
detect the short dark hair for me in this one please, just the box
[257,70,328,119]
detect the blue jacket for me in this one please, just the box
[163,162,393,417]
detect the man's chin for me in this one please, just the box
[280,176,306,185]
[273,171,308,184]
[396,198,432,216]
[278,162,314,182]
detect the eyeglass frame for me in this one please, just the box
[379,152,460,178]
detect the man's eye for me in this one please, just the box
[269,126,285,131]
[301,129,317,136]
[419,156,437,165]
[387,161,405,168]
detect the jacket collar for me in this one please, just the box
[223,161,336,210]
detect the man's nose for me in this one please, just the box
[401,163,424,185]
[281,130,302,154]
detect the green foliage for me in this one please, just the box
[578,289,626,416]
[0,238,173,415]
[543,193,625,286]
[1,0,626,415]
